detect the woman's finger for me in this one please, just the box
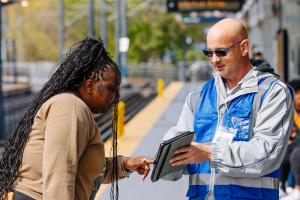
[141,165,150,181]
[144,158,154,164]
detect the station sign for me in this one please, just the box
[182,15,224,24]
[167,0,244,12]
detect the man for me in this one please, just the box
[164,18,294,200]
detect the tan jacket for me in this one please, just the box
[13,93,128,200]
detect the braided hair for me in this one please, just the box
[0,37,121,199]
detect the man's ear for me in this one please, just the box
[241,39,249,57]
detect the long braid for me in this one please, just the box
[110,100,120,200]
[0,38,120,199]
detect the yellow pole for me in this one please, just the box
[157,79,164,97]
[117,101,125,140]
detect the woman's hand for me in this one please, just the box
[122,156,154,181]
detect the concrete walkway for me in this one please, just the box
[97,81,204,200]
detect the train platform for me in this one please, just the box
[96,81,204,200]
[2,82,31,98]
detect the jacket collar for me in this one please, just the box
[214,67,274,106]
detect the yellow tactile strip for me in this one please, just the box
[95,81,184,199]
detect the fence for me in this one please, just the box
[127,63,179,81]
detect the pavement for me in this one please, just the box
[97,81,204,200]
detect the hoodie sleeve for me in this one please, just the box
[211,80,294,178]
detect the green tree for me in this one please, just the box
[7,1,58,61]
[6,0,207,63]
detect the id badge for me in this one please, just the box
[212,127,237,144]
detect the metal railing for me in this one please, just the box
[94,82,156,141]
[1,81,156,143]
[127,64,178,81]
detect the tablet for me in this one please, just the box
[151,131,194,182]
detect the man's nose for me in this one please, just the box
[211,52,221,63]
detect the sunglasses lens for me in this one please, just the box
[203,50,213,57]
[215,50,227,57]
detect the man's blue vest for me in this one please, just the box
[187,78,279,200]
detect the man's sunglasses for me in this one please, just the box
[202,39,244,58]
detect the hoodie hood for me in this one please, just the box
[252,60,280,77]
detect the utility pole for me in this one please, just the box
[88,0,95,38]
[0,5,5,139]
[120,0,128,81]
[59,0,65,61]
[11,39,17,83]
[101,0,107,47]
[115,0,121,69]
[121,0,127,40]
[1,6,7,64]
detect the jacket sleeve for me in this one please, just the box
[210,81,294,178]
[101,156,130,184]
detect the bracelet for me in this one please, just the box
[121,157,133,176]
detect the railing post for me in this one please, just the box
[117,101,125,140]
[157,79,164,97]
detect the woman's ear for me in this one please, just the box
[84,79,95,95]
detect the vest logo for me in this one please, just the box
[231,116,251,141]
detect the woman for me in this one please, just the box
[0,38,152,200]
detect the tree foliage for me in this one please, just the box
[6,0,207,63]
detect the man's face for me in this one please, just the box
[206,35,242,80]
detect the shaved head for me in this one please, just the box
[205,18,251,89]
[207,18,248,43]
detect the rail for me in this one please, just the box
[95,82,156,141]
[1,82,157,145]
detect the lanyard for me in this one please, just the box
[205,168,216,200]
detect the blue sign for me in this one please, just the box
[182,16,224,24]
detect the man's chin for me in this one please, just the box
[216,70,224,77]
[216,70,230,78]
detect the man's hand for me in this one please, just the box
[122,157,154,181]
[169,142,212,166]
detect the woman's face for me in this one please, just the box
[294,91,300,112]
[83,67,120,114]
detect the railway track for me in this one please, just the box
[0,82,157,147]
[95,82,156,141]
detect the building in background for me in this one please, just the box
[239,0,300,81]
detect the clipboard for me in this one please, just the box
[151,131,194,182]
